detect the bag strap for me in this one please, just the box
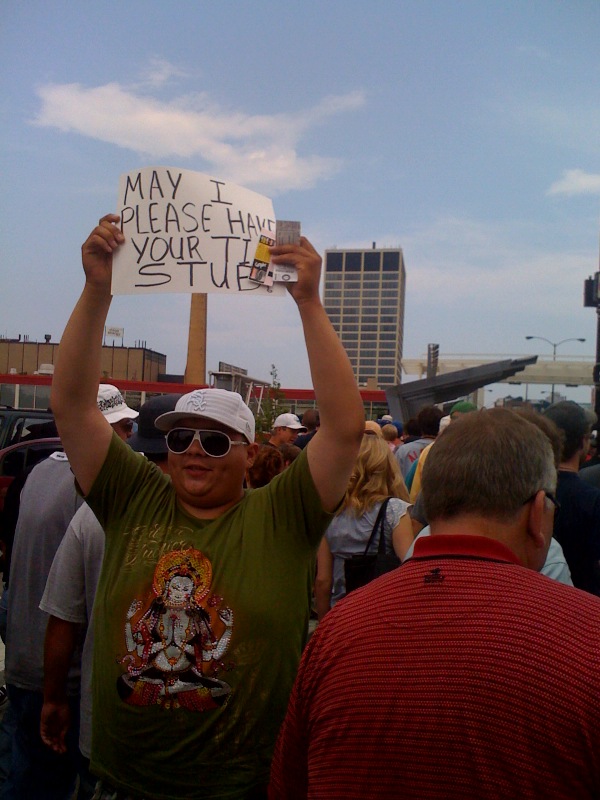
[362,498,392,557]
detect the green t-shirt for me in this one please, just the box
[86,434,329,799]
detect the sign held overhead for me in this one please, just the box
[112,167,284,296]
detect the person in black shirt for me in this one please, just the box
[544,401,600,595]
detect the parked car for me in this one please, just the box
[0,437,63,513]
[0,407,56,450]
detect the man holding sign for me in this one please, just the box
[50,213,364,799]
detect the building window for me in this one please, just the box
[364,252,381,271]
[382,252,400,271]
[327,252,343,271]
[345,252,362,271]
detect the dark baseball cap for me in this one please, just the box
[129,394,183,455]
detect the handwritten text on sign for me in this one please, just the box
[112,167,281,296]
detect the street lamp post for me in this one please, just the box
[525,336,586,404]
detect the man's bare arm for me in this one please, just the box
[270,238,364,512]
[51,215,124,494]
[314,538,333,620]
[41,615,80,754]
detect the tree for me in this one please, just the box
[254,364,286,441]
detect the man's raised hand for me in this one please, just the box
[81,213,124,292]
[270,236,322,307]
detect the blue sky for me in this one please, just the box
[2,1,599,401]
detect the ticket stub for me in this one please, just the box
[249,221,302,286]
[248,232,276,285]
[273,220,301,283]
[276,220,301,246]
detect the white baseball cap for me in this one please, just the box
[273,413,307,432]
[97,384,139,425]
[154,389,255,444]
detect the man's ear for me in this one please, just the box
[526,490,548,551]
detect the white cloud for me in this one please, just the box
[547,169,600,196]
[32,78,365,193]
[137,58,192,89]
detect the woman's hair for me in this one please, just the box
[247,445,284,488]
[340,434,409,516]
[279,443,301,466]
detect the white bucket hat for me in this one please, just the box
[97,384,139,425]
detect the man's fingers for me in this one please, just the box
[270,245,320,269]
[98,218,125,246]
[99,213,121,225]
[84,219,124,254]
[40,729,65,753]
[270,237,316,259]
[298,236,319,256]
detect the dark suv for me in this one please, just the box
[0,407,56,450]
[0,409,61,513]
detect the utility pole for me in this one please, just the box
[184,294,207,385]
[583,239,600,417]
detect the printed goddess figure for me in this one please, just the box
[117,548,233,711]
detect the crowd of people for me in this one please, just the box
[1,215,600,799]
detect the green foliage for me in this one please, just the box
[254,364,287,441]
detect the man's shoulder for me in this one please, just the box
[70,502,104,535]
[558,470,600,504]
[400,438,428,451]
[579,464,600,490]
[333,546,600,612]
[27,451,70,481]
[397,440,416,455]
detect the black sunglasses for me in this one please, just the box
[165,428,248,457]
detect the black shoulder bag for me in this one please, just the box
[343,498,401,595]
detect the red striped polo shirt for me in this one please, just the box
[270,535,600,799]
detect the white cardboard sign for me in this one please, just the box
[112,167,281,296]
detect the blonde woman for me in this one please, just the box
[315,434,413,619]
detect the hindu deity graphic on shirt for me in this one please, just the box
[117,548,234,712]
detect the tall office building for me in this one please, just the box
[323,246,406,388]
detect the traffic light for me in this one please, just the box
[584,273,600,308]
